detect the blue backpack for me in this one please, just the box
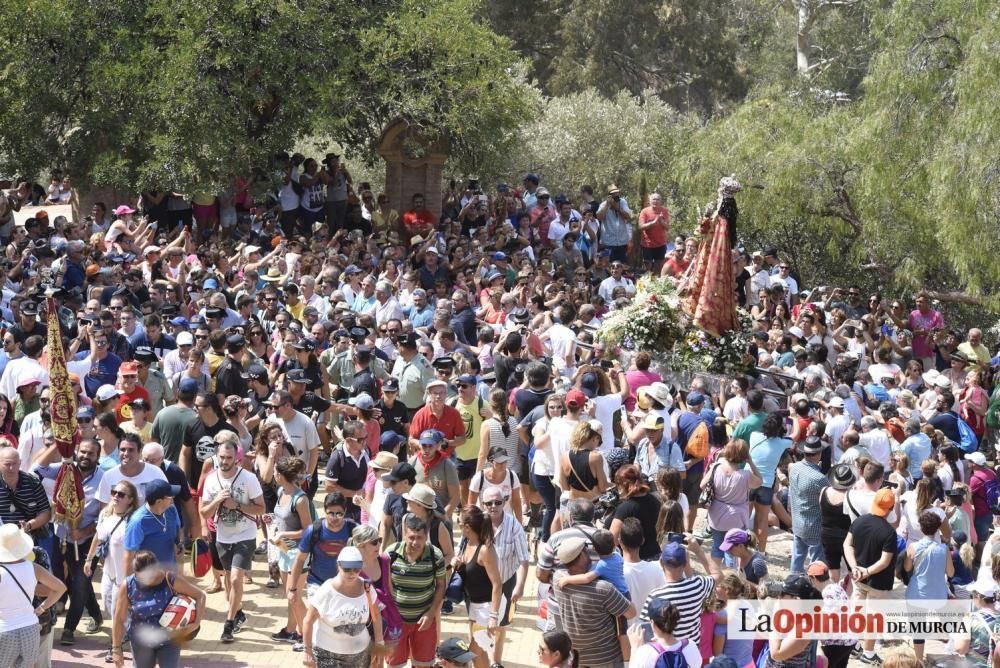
[956,417,979,453]
[651,639,689,668]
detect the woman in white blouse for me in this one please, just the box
[85,480,140,618]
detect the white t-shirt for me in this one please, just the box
[548,219,570,244]
[310,581,370,654]
[592,394,623,453]
[826,414,853,460]
[623,560,666,628]
[843,487,897,524]
[899,492,946,543]
[630,637,703,668]
[96,464,168,506]
[723,396,748,424]
[278,168,300,211]
[201,467,264,544]
[546,323,577,373]
[0,356,48,399]
[470,469,521,514]
[547,416,580,489]
[95,512,131,584]
[859,429,892,468]
[267,411,320,469]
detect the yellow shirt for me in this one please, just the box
[286,300,305,322]
[452,396,484,462]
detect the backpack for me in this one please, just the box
[685,421,710,460]
[984,478,1000,514]
[651,638,689,668]
[956,417,979,453]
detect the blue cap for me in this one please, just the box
[492,251,507,262]
[380,431,406,449]
[178,377,200,395]
[76,406,95,419]
[456,374,478,385]
[145,479,182,503]
[686,391,706,407]
[660,542,687,567]
[419,429,444,446]
[189,315,206,327]
[348,392,375,411]
[486,271,503,283]
[170,316,189,327]
[203,278,219,290]
[343,264,362,275]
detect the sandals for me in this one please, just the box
[205,583,224,594]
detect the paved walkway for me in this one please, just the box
[51,518,950,667]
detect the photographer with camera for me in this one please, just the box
[595,185,632,263]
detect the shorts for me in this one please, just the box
[683,472,704,505]
[208,531,224,571]
[217,538,256,572]
[468,600,492,625]
[711,528,729,559]
[751,484,774,507]
[456,458,478,482]
[388,621,438,667]
[821,535,846,571]
[277,547,300,574]
[974,514,991,544]
[641,245,667,263]
[851,582,892,601]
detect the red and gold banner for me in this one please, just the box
[46,297,83,529]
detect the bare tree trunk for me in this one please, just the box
[796,0,815,75]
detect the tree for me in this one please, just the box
[0,0,536,192]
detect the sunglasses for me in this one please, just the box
[110,490,132,498]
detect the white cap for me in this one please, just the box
[96,385,121,402]
[243,245,261,257]
[965,452,987,466]
[933,376,952,389]
[788,326,805,339]
[176,331,194,346]
[827,396,845,409]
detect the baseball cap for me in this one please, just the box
[827,396,845,409]
[965,452,987,466]
[781,573,821,599]
[456,374,477,385]
[348,392,375,411]
[382,462,417,484]
[145,479,182,504]
[380,431,406,451]
[871,488,896,517]
[171,317,190,330]
[660,542,687,567]
[686,391,706,407]
[806,561,829,578]
[437,638,476,665]
[120,361,138,375]
[565,389,587,409]
[419,429,444,446]
[178,377,200,395]
[492,251,507,262]
[382,377,400,392]
[76,406,95,420]
[487,445,509,464]
[95,385,120,402]
[337,546,363,569]
[719,529,750,552]
[642,414,665,431]
[242,364,268,382]
[556,537,587,565]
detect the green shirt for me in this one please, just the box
[388,541,446,623]
[732,410,767,442]
[391,353,434,410]
[327,350,388,391]
[151,404,198,462]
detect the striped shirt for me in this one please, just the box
[640,574,716,644]
[0,472,50,525]
[554,576,631,667]
[492,511,530,584]
[387,541,446,623]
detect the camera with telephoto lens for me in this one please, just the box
[593,487,620,522]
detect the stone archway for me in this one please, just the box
[377,120,449,222]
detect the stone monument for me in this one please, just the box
[377,119,449,222]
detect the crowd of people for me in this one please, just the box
[0,162,999,668]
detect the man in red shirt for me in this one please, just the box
[638,193,670,273]
[407,379,465,456]
[402,193,436,241]
[114,361,152,423]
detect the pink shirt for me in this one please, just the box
[624,369,663,411]
[908,308,944,359]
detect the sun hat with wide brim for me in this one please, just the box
[0,524,34,562]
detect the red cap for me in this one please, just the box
[566,389,587,409]
[806,561,828,577]
[120,362,138,375]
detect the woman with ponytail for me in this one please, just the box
[538,630,580,668]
